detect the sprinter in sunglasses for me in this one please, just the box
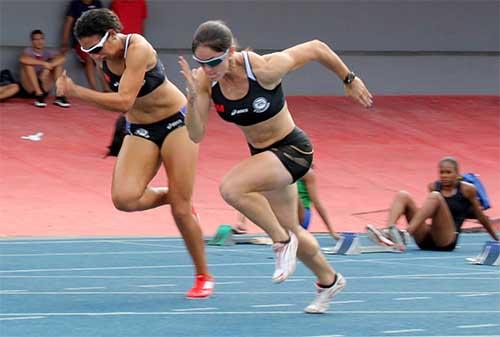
[56,9,214,299]
[179,20,372,313]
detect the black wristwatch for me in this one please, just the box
[343,71,356,85]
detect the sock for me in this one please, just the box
[318,274,337,288]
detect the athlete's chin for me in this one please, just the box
[207,73,222,81]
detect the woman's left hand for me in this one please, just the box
[344,77,373,108]
[56,70,77,97]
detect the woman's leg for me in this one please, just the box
[408,192,456,247]
[219,151,294,242]
[386,191,418,227]
[111,135,167,211]
[264,185,335,286]
[160,127,209,278]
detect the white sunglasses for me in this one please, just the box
[80,31,109,54]
[192,49,229,68]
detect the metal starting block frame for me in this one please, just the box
[322,232,403,255]
[207,224,273,246]
[466,241,500,266]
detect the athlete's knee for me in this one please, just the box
[219,179,244,206]
[428,191,444,201]
[396,190,412,202]
[111,189,142,212]
[170,200,194,226]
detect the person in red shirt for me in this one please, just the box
[110,0,147,34]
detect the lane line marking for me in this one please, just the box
[457,324,499,329]
[136,284,176,288]
[393,297,431,301]
[0,311,498,316]
[251,304,294,308]
[0,316,45,321]
[64,287,106,290]
[171,308,218,312]
[383,329,425,334]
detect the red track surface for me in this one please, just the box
[1,95,498,237]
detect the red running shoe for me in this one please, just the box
[186,274,214,299]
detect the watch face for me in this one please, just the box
[347,73,355,84]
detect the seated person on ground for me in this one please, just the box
[19,29,70,108]
[367,156,498,251]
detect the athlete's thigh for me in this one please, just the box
[222,151,293,193]
[112,135,161,194]
[160,127,199,202]
[262,183,300,231]
[429,195,457,244]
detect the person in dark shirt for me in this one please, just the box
[61,0,103,90]
[367,157,498,251]
[179,20,372,313]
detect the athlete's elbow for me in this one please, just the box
[118,97,134,113]
[188,130,204,144]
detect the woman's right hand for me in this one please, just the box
[178,56,203,98]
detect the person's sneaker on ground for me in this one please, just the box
[304,273,346,314]
[53,96,71,108]
[366,224,396,246]
[34,94,47,107]
[272,231,298,283]
[388,224,406,251]
[185,274,214,299]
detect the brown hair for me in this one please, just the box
[192,20,235,53]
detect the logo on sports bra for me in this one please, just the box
[253,97,270,113]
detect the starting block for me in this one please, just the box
[322,232,403,255]
[207,224,273,246]
[466,241,500,266]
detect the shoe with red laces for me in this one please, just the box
[186,274,214,299]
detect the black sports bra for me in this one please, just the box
[211,51,285,126]
[102,34,166,97]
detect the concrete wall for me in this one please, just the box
[1,0,499,94]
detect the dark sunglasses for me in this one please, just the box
[80,31,109,54]
[192,49,229,68]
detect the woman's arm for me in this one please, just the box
[251,39,373,108]
[302,171,340,240]
[178,56,212,143]
[57,38,148,112]
[463,184,499,241]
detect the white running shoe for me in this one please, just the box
[272,231,298,283]
[304,273,346,314]
[366,224,396,246]
[388,225,406,252]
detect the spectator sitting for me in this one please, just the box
[19,29,70,108]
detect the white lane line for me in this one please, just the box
[1,271,498,279]
[0,262,275,273]
[458,293,493,297]
[0,290,27,293]
[0,316,45,321]
[136,284,176,288]
[171,307,217,312]
[393,297,431,301]
[0,310,498,316]
[251,304,294,308]
[333,300,365,304]
[0,250,189,257]
[0,238,186,244]
[1,291,498,295]
[64,287,106,290]
[458,324,499,329]
[382,328,425,334]
[215,282,244,285]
